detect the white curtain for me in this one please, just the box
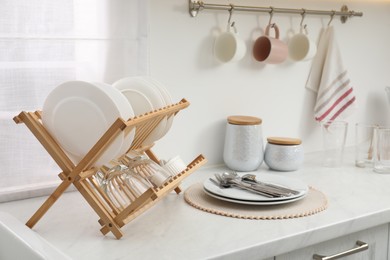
[0,0,148,202]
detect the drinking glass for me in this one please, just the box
[321,121,348,167]
[100,165,131,209]
[123,151,172,188]
[99,164,153,209]
[374,128,390,173]
[355,123,378,168]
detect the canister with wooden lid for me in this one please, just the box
[223,115,264,171]
[264,137,304,171]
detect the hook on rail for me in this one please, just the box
[268,7,275,28]
[328,10,336,26]
[300,8,307,29]
[227,4,235,27]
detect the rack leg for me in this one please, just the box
[77,181,123,239]
[26,179,72,228]
[144,149,159,164]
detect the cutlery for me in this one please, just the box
[213,174,279,198]
[241,173,300,195]
[221,172,295,197]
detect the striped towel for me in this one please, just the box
[306,26,356,123]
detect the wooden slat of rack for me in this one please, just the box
[12,112,75,228]
[72,118,127,176]
[144,149,160,164]
[25,117,127,229]
[144,149,182,194]
[124,99,190,128]
[26,178,73,228]
[77,180,123,239]
[77,168,99,181]
[13,112,74,173]
[100,223,110,235]
[115,188,157,226]
[120,154,207,226]
[130,116,164,150]
[154,155,206,197]
[88,177,120,216]
[99,188,156,235]
[100,154,207,233]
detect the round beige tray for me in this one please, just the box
[184,183,328,220]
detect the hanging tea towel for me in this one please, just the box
[306,26,356,122]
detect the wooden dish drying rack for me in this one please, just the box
[13,98,206,239]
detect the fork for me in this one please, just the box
[212,175,277,198]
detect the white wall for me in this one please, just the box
[148,0,390,165]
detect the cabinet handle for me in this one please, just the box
[312,240,369,260]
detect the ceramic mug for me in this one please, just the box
[253,24,288,64]
[160,156,187,176]
[288,26,317,61]
[214,24,246,63]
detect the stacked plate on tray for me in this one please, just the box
[203,173,309,205]
[42,76,173,167]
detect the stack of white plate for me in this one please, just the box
[112,76,173,146]
[42,77,173,168]
[203,173,309,205]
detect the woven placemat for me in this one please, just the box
[184,183,328,219]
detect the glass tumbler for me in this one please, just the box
[374,128,390,173]
[321,121,348,167]
[123,151,172,188]
[99,165,132,209]
[98,164,154,210]
[355,123,378,168]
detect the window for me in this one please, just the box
[0,0,148,202]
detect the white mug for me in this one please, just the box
[214,24,246,63]
[288,26,317,62]
[160,156,187,176]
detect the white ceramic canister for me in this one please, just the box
[264,137,304,171]
[223,115,264,171]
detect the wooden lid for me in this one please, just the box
[227,115,262,125]
[267,137,302,145]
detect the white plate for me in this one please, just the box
[113,77,166,146]
[203,187,307,205]
[118,88,153,116]
[42,81,135,167]
[144,77,174,137]
[203,173,309,202]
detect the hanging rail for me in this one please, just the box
[189,1,363,24]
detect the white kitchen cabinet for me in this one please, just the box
[276,224,388,260]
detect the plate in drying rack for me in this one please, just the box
[42,81,135,167]
[113,76,167,146]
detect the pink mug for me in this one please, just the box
[253,24,288,64]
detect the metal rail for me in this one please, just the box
[189,1,363,24]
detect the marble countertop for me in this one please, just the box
[1,152,390,260]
